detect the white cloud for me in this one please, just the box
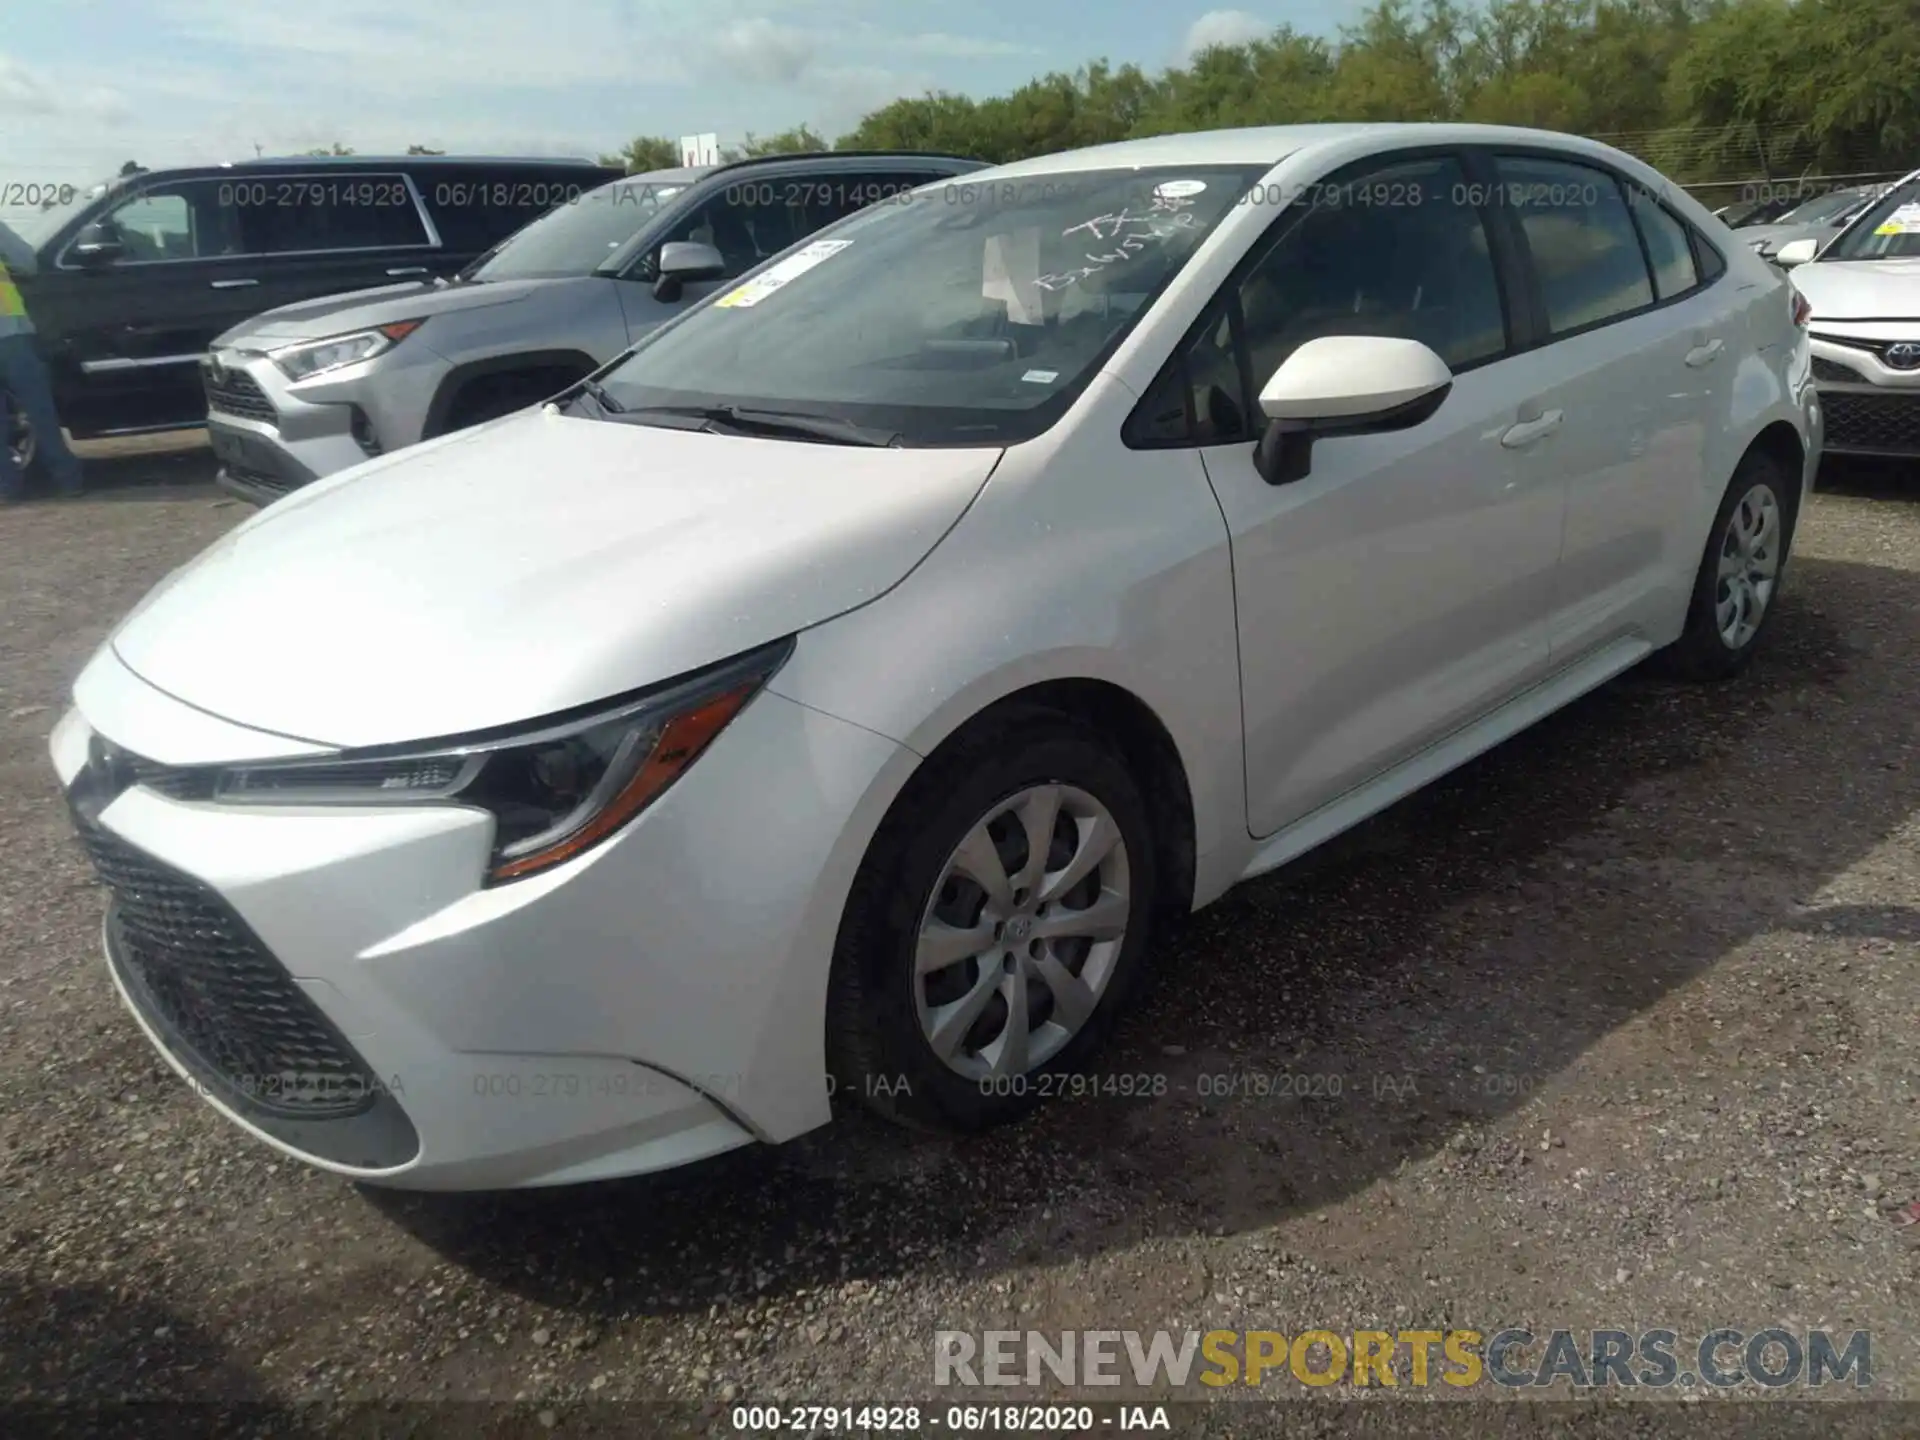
[1182,9,1272,58]
[712,18,819,84]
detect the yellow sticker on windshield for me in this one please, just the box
[1876,204,1920,235]
[715,239,853,308]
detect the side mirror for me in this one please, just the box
[1252,335,1453,486]
[651,240,725,302]
[71,222,124,267]
[1775,238,1820,268]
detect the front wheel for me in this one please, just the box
[1654,451,1798,681]
[826,712,1159,1132]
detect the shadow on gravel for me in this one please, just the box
[0,1276,318,1432]
[1815,455,1920,502]
[370,552,1920,1323]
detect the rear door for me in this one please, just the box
[1482,150,1733,661]
[230,170,449,308]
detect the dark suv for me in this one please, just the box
[11,154,621,440]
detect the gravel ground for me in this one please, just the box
[1,441,1916,1435]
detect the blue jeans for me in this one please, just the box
[0,332,82,496]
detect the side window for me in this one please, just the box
[1128,153,1507,448]
[1625,185,1699,300]
[1695,233,1726,284]
[1496,155,1653,333]
[800,171,933,232]
[1237,156,1507,391]
[659,188,803,277]
[97,181,241,261]
[235,174,431,255]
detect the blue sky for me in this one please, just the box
[1,0,1368,185]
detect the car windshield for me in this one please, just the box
[9,177,115,248]
[597,165,1264,446]
[1772,188,1869,226]
[469,177,687,281]
[1824,177,1920,261]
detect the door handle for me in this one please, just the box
[209,278,258,289]
[387,266,428,277]
[1500,409,1563,448]
[1685,338,1725,368]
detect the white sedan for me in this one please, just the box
[1776,168,1920,459]
[52,123,1820,1189]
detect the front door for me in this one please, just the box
[1157,151,1569,837]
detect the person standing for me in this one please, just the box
[0,218,84,503]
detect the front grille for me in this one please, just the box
[71,806,378,1121]
[1821,389,1920,456]
[201,362,276,424]
[1812,355,1865,383]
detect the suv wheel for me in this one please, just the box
[445,370,584,433]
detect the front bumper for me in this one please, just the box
[1808,333,1920,458]
[201,346,446,505]
[52,647,912,1189]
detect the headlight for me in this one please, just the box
[270,320,425,382]
[212,638,792,883]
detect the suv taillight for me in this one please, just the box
[1792,289,1813,328]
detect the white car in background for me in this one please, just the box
[1779,169,1920,459]
[53,123,1819,1191]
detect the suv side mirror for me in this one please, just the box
[1775,238,1820,268]
[1252,335,1453,486]
[71,222,125,267]
[651,240,725,302]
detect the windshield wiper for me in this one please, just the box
[621,404,901,447]
[565,379,627,416]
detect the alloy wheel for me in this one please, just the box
[912,782,1131,1082]
[1715,481,1781,650]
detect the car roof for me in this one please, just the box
[594,151,983,196]
[976,122,1665,178]
[243,154,611,168]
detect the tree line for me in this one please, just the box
[601,0,1920,194]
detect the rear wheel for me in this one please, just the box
[827,710,1159,1132]
[1655,450,1797,681]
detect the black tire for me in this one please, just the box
[825,706,1160,1133]
[446,371,578,433]
[1653,448,1799,681]
[7,409,38,482]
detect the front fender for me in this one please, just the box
[768,379,1250,908]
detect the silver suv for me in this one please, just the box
[204,151,984,504]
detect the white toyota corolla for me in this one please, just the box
[53,124,1820,1190]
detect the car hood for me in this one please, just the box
[108,411,1000,749]
[216,277,551,346]
[1788,256,1920,321]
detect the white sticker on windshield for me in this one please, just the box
[1021,368,1059,383]
[1155,179,1208,200]
[714,239,852,308]
[1876,203,1920,235]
